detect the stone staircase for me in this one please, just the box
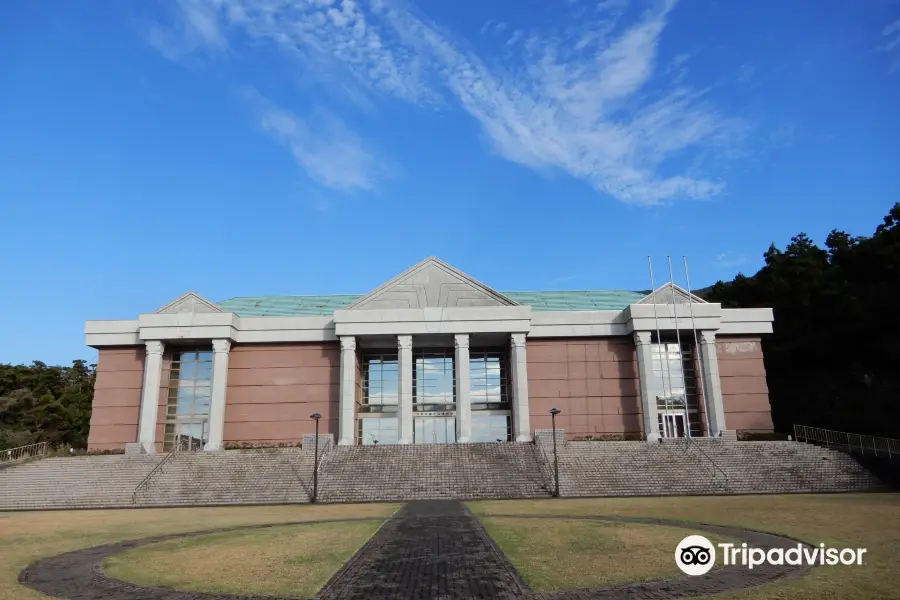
[552,439,886,497]
[0,455,159,510]
[0,440,885,510]
[317,443,553,502]
[132,448,317,506]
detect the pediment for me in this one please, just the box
[638,283,706,305]
[156,291,223,314]
[349,257,519,310]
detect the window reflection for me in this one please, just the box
[362,354,398,413]
[414,417,457,444]
[359,418,398,445]
[471,414,511,442]
[414,351,455,411]
[469,351,509,410]
[164,348,213,451]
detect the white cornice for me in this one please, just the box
[85,304,774,347]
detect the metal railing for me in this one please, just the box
[0,442,49,464]
[794,424,899,458]
[132,446,182,504]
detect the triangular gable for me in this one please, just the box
[349,257,519,310]
[637,282,706,305]
[156,291,223,314]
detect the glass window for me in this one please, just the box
[167,349,214,418]
[413,351,455,411]
[163,348,213,451]
[359,418,399,445]
[414,417,457,444]
[469,350,509,410]
[651,339,703,436]
[361,354,399,412]
[471,414,511,442]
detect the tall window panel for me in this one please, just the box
[469,349,511,442]
[413,350,455,411]
[163,349,213,451]
[358,353,399,445]
[650,339,702,437]
[360,353,399,413]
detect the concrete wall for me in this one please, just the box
[88,347,144,450]
[717,336,774,433]
[527,337,642,439]
[223,342,341,445]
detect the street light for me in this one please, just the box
[310,413,321,503]
[549,408,561,498]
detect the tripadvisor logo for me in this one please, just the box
[675,535,867,576]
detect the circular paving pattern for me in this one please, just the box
[18,501,813,600]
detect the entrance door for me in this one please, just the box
[414,417,457,444]
[661,413,687,438]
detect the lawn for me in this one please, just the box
[480,517,735,590]
[469,493,900,600]
[0,504,398,600]
[105,520,382,597]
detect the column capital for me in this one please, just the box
[699,330,717,344]
[633,331,652,346]
[340,336,357,351]
[454,333,469,349]
[212,339,231,353]
[145,340,165,356]
[510,333,527,348]
[397,335,413,350]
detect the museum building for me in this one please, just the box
[84,257,775,453]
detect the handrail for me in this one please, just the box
[663,437,730,490]
[132,446,181,504]
[794,424,899,459]
[688,438,729,488]
[0,442,49,463]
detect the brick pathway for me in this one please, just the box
[19,502,811,600]
[319,500,527,600]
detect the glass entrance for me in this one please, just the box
[661,412,687,438]
[414,417,457,444]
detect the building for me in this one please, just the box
[84,257,774,453]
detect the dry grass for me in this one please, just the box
[481,517,734,590]
[105,521,382,597]
[0,504,398,600]
[469,494,900,599]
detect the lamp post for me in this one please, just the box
[310,413,321,503]
[549,408,561,498]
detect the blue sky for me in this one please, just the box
[1,0,899,366]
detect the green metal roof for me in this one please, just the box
[218,290,647,317]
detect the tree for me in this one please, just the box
[0,360,95,449]
[704,202,900,437]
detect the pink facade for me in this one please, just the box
[87,347,144,450]
[527,338,642,439]
[86,335,774,450]
[223,342,341,444]
[718,336,774,433]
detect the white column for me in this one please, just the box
[338,336,357,446]
[204,339,231,451]
[455,334,471,443]
[699,330,728,437]
[510,333,532,442]
[634,331,661,442]
[398,335,414,444]
[138,340,165,454]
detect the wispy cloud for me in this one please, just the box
[244,89,385,191]
[880,18,900,72]
[146,0,745,205]
[714,252,748,268]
